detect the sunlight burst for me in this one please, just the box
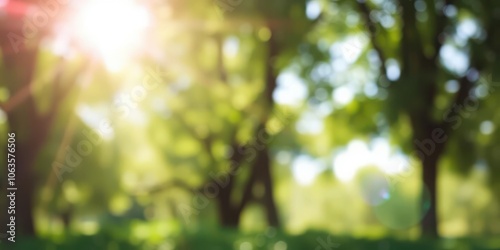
[70,0,151,70]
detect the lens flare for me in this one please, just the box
[373,185,431,230]
[69,0,151,71]
[358,171,391,206]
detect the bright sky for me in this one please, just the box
[53,0,151,72]
[291,138,411,185]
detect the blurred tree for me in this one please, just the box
[0,0,88,235]
[146,0,318,229]
[0,0,78,235]
[330,0,500,237]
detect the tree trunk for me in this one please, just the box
[216,176,240,227]
[259,23,280,227]
[14,144,37,235]
[420,154,439,238]
[230,146,280,228]
[214,140,249,227]
[2,142,37,236]
[6,103,53,236]
[257,148,280,227]
[412,119,448,238]
[212,22,281,228]
[1,35,64,236]
[1,41,41,236]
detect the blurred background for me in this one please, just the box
[1,0,500,249]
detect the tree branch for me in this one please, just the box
[357,1,387,77]
[431,0,452,61]
[440,76,474,132]
[236,163,258,215]
[46,58,92,122]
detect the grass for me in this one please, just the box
[5,229,500,250]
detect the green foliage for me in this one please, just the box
[2,0,500,245]
[9,229,500,250]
